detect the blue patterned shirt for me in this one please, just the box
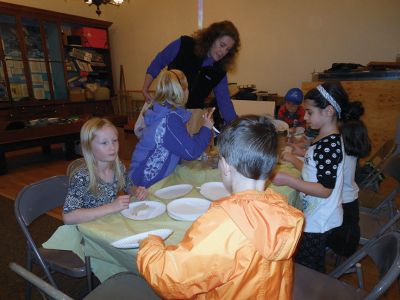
[63,163,132,214]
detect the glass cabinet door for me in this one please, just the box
[21,17,51,100]
[0,60,8,101]
[44,21,67,100]
[0,14,29,102]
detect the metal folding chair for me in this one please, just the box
[356,139,396,192]
[14,175,92,299]
[10,262,160,300]
[329,231,400,300]
[358,154,400,245]
[293,263,367,300]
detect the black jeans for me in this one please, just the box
[326,199,360,257]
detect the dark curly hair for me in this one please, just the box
[305,81,371,158]
[340,101,371,158]
[192,20,240,71]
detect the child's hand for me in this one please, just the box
[135,186,148,201]
[203,108,215,129]
[272,172,292,186]
[281,152,297,164]
[287,142,306,157]
[111,195,130,212]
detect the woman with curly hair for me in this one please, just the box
[142,20,240,134]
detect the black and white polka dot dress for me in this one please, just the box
[300,134,344,233]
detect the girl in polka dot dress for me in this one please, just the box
[273,81,352,272]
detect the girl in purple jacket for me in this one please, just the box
[129,70,214,199]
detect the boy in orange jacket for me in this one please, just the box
[137,115,304,299]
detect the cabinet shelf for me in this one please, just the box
[64,44,109,51]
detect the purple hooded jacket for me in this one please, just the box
[129,102,212,188]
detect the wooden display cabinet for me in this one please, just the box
[0,1,116,121]
[0,2,126,174]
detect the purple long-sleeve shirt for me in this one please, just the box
[129,102,212,187]
[147,38,237,123]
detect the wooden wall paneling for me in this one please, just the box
[302,80,400,160]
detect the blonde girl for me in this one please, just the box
[63,118,132,224]
[129,69,214,197]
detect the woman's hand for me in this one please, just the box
[111,195,130,212]
[142,90,153,103]
[203,108,215,129]
[142,74,154,103]
[135,186,148,201]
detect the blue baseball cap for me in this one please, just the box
[284,88,303,105]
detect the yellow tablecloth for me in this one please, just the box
[43,161,300,281]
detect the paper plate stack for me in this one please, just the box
[167,198,211,221]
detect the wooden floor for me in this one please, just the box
[1,129,399,299]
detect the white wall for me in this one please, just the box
[206,0,400,94]
[4,0,400,95]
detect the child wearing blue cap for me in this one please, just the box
[277,87,305,128]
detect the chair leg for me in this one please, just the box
[25,245,33,300]
[85,256,93,292]
[334,254,343,267]
[355,263,364,289]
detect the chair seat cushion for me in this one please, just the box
[84,272,160,300]
[293,264,367,300]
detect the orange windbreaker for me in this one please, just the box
[137,189,304,299]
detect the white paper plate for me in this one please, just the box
[111,228,173,249]
[167,198,211,221]
[154,184,193,200]
[199,182,230,201]
[120,201,166,220]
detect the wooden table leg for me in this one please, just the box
[42,145,52,155]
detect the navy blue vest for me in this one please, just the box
[168,36,226,109]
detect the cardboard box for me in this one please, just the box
[94,87,110,100]
[69,88,86,102]
[72,27,108,49]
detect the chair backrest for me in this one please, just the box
[330,231,400,300]
[375,154,400,214]
[366,231,399,276]
[370,139,396,170]
[9,262,73,300]
[359,154,400,213]
[381,154,400,184]
[14,175,69,226]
